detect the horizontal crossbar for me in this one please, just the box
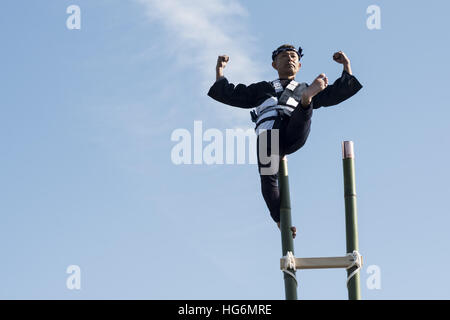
[280,255,363,270]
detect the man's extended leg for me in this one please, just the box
[259,173,281,223]
[257,126,297,237]
[257,128,284,223]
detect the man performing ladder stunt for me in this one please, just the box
[207,44,363,238]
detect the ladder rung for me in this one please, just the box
[280,255,362,270]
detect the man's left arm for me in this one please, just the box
[312,51,363,108]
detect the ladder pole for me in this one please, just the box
[278,156,298,300]
[342,141,361,300]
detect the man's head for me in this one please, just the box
[271,44,304,79]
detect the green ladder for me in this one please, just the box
[279,141,361,300]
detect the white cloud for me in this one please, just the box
[137,0,266,126]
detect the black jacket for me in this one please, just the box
[207,70,363,111]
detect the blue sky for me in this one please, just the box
[1,0,449,299]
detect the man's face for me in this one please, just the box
[272,50,301,78]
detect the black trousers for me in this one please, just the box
[256,105,313,223]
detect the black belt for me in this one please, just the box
[255,109,287,129]
[251,105,293,123]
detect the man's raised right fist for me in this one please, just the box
[216,55,229,69]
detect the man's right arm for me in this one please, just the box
[208,55,260,108]
[216,55,228,81]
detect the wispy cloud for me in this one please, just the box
[137,0,265,126]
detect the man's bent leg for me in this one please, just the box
[257,129,281,176]
[284,104,313,155]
